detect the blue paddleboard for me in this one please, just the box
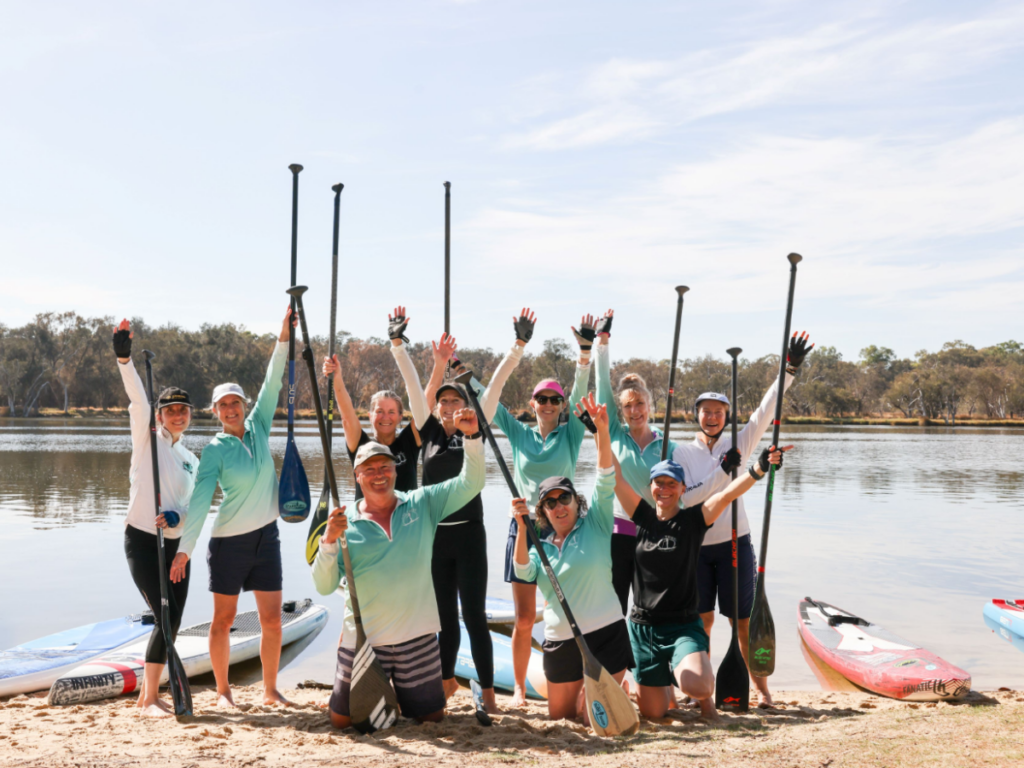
[454,623,547,700]
[0,613,154,697]
[460,597,543,626]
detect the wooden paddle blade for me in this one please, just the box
[714,636,749,712]
[166,644,193,717]
[349,641,399,734]
[583,665,639,737]
[748,592,776,678]
[305,480,331,565]
[279,438,311,522]
[470,680,493,726]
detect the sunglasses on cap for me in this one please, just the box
[534,395,564,405]
[540,491,574,511]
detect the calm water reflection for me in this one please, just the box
[1,419,1022,691]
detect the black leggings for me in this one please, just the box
[124,524,190,665]
[432,521,493,689]
[611,531,636,617]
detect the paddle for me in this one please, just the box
[306,182,344,565]
[470,680,492,726]
[748,252,802,678]
[280,163,311,522]
[443,180,452,382]
[715,347,749,712]
[454,370,639,737]
[141,350,193,718]
[288,285,399,734]
[661,286,689,460]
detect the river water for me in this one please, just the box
[1,419,1022,692]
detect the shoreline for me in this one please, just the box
[2,685,1022,767]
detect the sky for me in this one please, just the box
[2,0,1022,364]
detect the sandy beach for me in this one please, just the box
[2,684,1022,767]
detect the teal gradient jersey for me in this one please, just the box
[595,344,675,510]
[180,342,287,558]
[311,439,486,648]
[491,362,591,508]
[514,467,622,641]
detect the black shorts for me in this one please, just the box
[696,534,756,619]
[503,518,537,585]
[541,620,635,684]
[207,520,282,595]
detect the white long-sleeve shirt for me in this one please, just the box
[389,344,431,429]
[118,360,199,538]
[673,373,793,546]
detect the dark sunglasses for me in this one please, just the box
[534,395,564,405]
[541,491,574,511]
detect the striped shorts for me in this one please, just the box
[329,634,445,720]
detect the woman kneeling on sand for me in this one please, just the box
[613,445,790,720]
[312,407,484,728]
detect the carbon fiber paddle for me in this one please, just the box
[661,286,689,460]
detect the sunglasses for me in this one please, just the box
[541,491,574,511]
[534,395,564,405]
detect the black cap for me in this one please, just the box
[157,387,195,410]
[436,382,469,401]
[537,476,577,501]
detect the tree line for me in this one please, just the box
[2,312,1023,423]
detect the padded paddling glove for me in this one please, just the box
[576,410,598,434]
[513,313,535,344]
[113,329,132,358]
[595,314,613,337]
[786,333,813,375]
[572,320,596,351]
[388,313,411,344]
[720,447,742,474]
[756,445,782,474]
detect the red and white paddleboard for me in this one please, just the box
[798,598,970,701]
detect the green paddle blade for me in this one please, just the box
[714,635,749,712]
[748,590,776,678]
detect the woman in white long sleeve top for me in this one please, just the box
[113,319,199,718]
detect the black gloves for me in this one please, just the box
[756,445,783,474]
[572,318,596,351]
[576,409,598,434]
[595,314,613,337]
[786,332,814,375]
[113,329,132,359]
[388,312,410,344]
[720,447,742,474]
[513,312,535,344]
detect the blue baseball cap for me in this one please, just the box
[650,460,685,484]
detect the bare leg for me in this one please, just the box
[674,651,719,722]
[510,582,537,707]
[442,678,459,700]
[138,662,172,717]
[481,687,499,714]
[254,590,288,705]
[735,618,772,706]
[547,680,584,721]
[636,684,672,719]
[210,592,239,708]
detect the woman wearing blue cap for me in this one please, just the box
[614,443,790,720]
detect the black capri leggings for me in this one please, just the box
[124,523,190,665]
[432,520,493,689]
[611,530,636,617]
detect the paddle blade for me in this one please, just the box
[349,640,399,734]
[748,589,776,678]
[305,479,331,565]
[583,664,639,737]
[714,636,750,712]
[279,437,311,522]
[470,680,493,726]
[166,644,193,717]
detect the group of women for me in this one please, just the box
[114,302,811,725]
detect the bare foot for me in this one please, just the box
[140,702,173,718]
[697,698,721,722]
[264,689,292,706]
[217,690,238,709]
[442,678,460,701]
[481,687,501,715]
[510,686,528,708]
[757,691,776,709]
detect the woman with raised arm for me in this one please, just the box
[490,310,593,707]
[174,307,296,709]
[113,319,199,718]
[614,444,791,721]
[511,394,634,724]
[320,306,430,501]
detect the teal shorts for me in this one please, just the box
[628,619,710,688]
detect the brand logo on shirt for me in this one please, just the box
[402,509,419,527]
[448,434,464,450]
[183,461,194,474]
[392,452,407,467]
[656,536,677,552]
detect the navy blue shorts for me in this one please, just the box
[503,518,537,585]
[207,520,283,595]
[696,534,756,620]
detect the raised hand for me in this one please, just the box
[786,332,814,374]
[756,444,794,474]
[388,306,411,344]
[453,407,479,436]
[279,306,297,342]
[113,318,133,360]
[322,353,342,379]
[324,506,349,546]
[432,333,458,365]
[572,314,596,351]
[513,308,536,345]
[595,309,614,337]
[575,392,609,432]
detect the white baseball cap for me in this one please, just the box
[211,383,250,406]
[694,392,730,412]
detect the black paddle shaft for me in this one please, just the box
[288,285,370,644]
[661,286,689,460]
[142,351,192,717]
[727,347,742,635]
[455,372,602,675]
[443,181,451,381]
[327,183,343,451]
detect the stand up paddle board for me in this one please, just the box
[454,623,547,700]
[983,600,1024,653]
[459,597,543,627]
[798,598,970,701]
[49,599,328,706]
[0,612,155,697]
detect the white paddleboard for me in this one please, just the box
[49,599,328,705]
[460,596,543,626]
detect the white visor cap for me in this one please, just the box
[211,383,250,407]
[694,391,730,412]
